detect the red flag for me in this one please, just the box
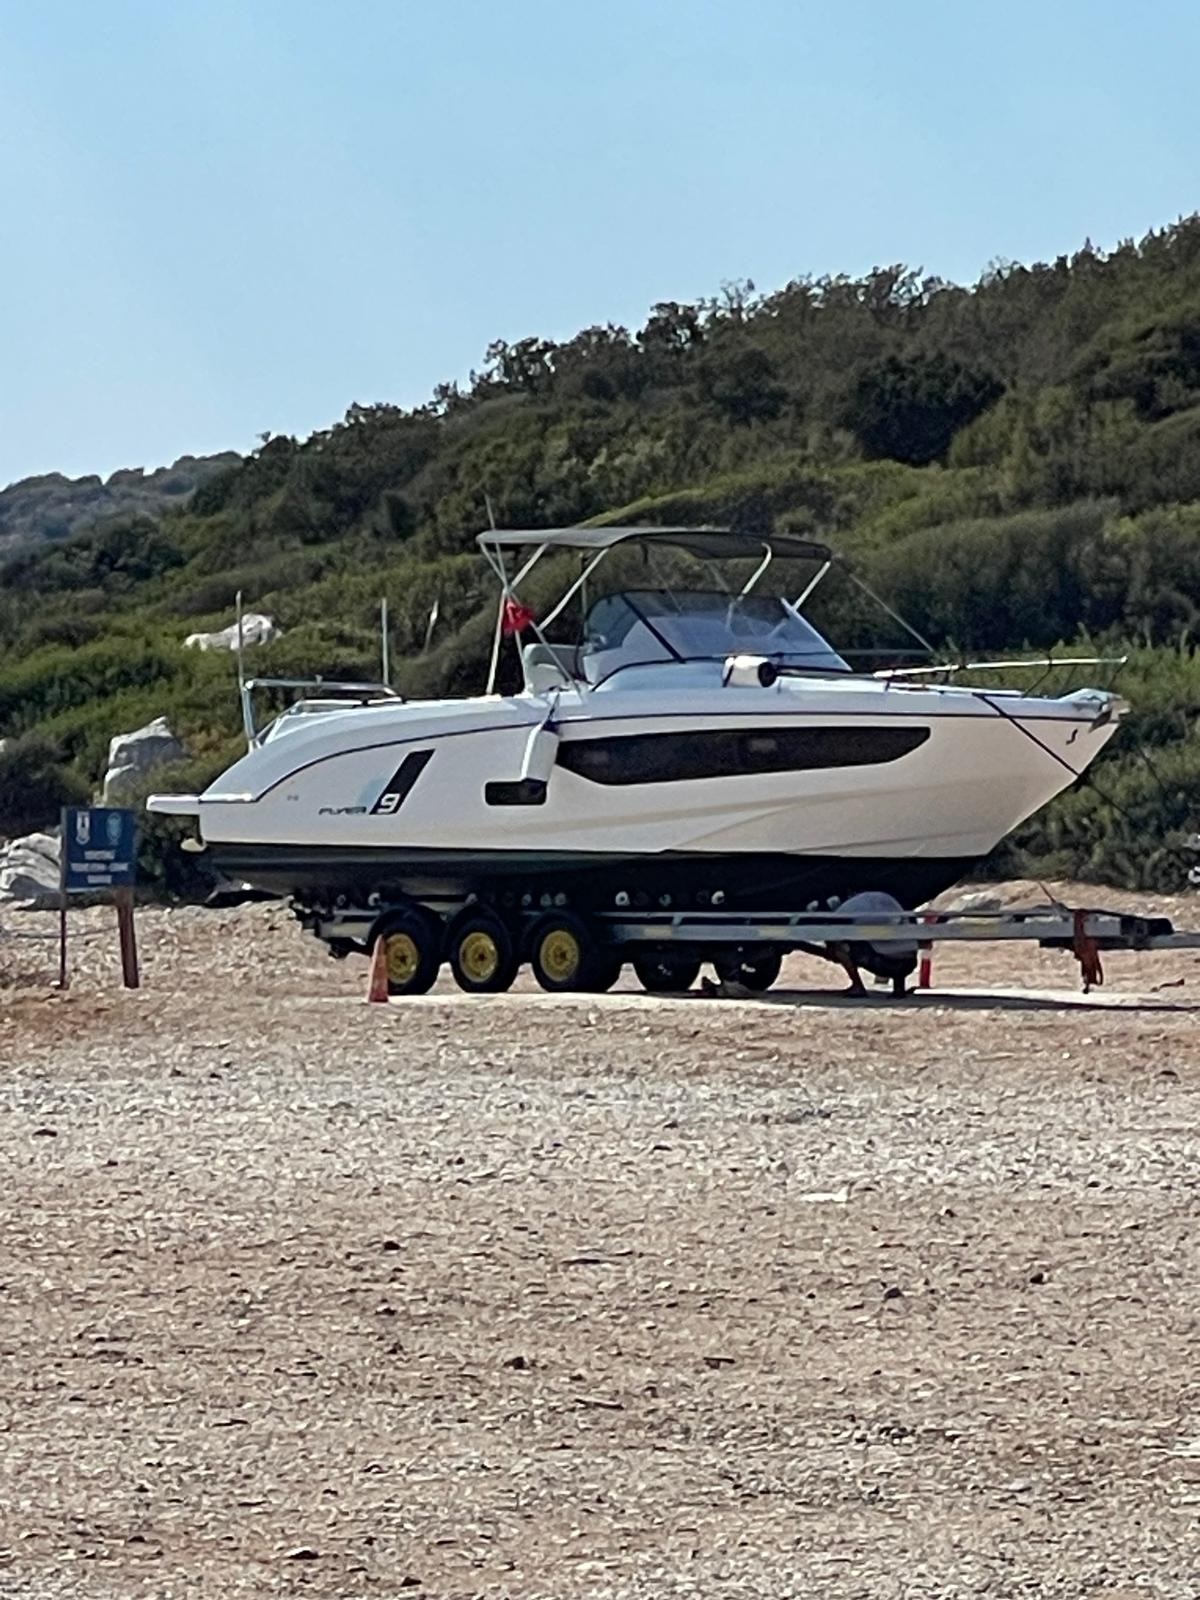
[501,598,536,636]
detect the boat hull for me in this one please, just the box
[157,678,1123,913]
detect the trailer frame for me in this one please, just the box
[305,899,1200,996]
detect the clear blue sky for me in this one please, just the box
[2,0,1197,488]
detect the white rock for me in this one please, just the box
[941,889,1004,914]
[184,612,280,652]
[103,717,185,804]
[0,831,61,907]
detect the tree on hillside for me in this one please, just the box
[482,337,556,394]
[638,300,705,386]
[842,351,1004,464]
[697,346,787,424]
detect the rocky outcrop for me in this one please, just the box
[102,717,185,804]
[0,832,61,906]
[0,452,241,553]
[184,612,280,652]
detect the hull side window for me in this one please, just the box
[557,726,930,786]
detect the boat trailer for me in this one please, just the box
[603,904,1195,994]
[308,900,1200,997]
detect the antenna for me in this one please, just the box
[422,594,440,654]
[484,491,497,531]
[380,597,391,688]
[235,590,254,747]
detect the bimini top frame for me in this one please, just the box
[477,525,834,563]
[476,526,839,693]
[475,524,1129,699]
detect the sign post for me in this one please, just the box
[59,807,140,989]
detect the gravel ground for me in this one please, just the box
[2,884,1200,1598]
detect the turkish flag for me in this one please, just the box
[501,598,536,636]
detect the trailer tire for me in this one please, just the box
[528,912,610,993]
[849,943,917,983]
[448,912,520,994]
[713,949,783,992]
[632,954,702,993]
[372,905,442,996]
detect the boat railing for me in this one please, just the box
[241,676,403,748]
[233,588,400,749]
[568,650,1129,696]
[872,655,1129,698]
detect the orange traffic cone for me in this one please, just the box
[366,936,390,1003]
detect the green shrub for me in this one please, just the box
[0,733,89,838]
[123,752,241,899]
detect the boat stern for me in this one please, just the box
[145,793,203,817]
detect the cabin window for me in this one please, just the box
[556,725,929,786]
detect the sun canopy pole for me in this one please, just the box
[793,559,832,610]
[481,539,551,694]
[738,544,773,597]
[539,547,611,630]
[485,596,506,695]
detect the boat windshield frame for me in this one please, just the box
[578,588,853,684]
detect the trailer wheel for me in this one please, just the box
[448,912,519,994]
[713,949,783,992]
[528,912,610,993]
[632,954,702,993]
[373,905,442,997]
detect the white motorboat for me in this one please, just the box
[148,526,1126,989]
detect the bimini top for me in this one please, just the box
[476,525,834,563]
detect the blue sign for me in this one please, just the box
[61,807,138,893]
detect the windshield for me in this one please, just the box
[581,590,850,681]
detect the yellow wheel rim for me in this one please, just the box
[460,929,500,983]
[540,928,581,983]
[385,932,421,985]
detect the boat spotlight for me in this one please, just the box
[723,654,779,688]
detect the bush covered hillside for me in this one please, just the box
[6,221,1200,890]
